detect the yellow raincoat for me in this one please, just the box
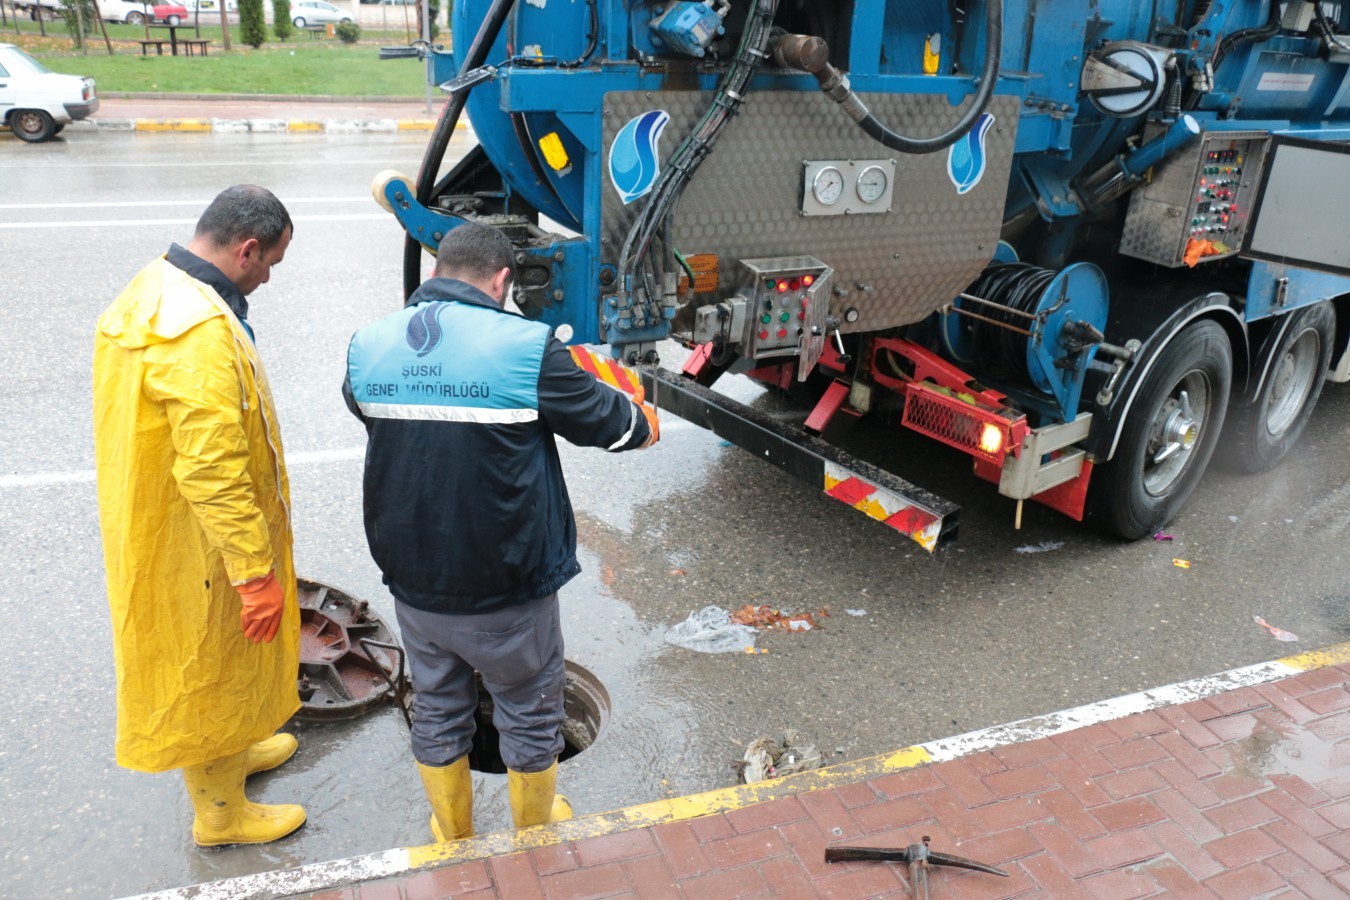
[94,257,300,773]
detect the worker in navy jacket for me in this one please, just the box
[343,221,658,843]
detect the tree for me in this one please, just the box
[59,0,97,48]
[271,0,291,39]
[238,0,266,47]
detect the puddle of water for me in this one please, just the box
[1228,720,1345,786]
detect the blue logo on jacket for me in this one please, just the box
[406,303,446,357]
[608,110,670,205]
[947,112,995,195]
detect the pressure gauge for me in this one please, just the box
[856,165,889,204]
[812,166,844,206]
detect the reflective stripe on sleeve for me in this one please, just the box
[356,402,539,424]
[606,403,639,451]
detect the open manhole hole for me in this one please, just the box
[466,661,610,774]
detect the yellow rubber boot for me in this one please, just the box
[507,760,573,829]
[183,749,307,847]
[244,733,298,777]
[416,756,474,843]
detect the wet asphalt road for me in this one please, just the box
[1,130,1348,898]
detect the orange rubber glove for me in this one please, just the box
[237,571,285,644]
[632,384,659,448]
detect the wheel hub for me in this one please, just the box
[1153,390,1198,464]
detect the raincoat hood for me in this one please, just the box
[97,257,229,350]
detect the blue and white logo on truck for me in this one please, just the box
[608,110,670,205]
[948,112,995,195]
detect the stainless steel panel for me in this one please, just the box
[601,91,1021,333]
[1120,131,1270,267]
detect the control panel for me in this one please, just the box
[692,256,833,379]
[1120,132,1270,267]
[1186,144,1253,242]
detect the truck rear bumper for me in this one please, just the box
[641,366,959,552]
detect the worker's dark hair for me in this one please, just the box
[195,185,293,252]
[434,221,516,287]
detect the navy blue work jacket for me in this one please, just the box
[343,277,650,614]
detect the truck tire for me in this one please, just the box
[10,109,56,143]
[1219,301,1334,474]
[1088,319,1232,539]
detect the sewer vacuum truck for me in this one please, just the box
[373,0,1350,552]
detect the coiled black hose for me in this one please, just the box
[968,263,1057,381]
[402,0,516,300]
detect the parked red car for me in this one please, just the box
[100,0,191,25]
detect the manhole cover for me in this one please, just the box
[467,661,610,774]
[294,577,407,721]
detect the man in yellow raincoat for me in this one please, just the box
[94,185,306,848]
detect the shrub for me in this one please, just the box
[272,0,292,39]
[238,0,267,47]
[334,20,360,43]
[58,0,98,48]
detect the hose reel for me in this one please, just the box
[942,260,1111,420]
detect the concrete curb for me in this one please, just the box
[125,640,1350,900]
[65,117,449,133]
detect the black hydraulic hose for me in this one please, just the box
[774,0,1002,155]
[402,0,515,299]
[1213,0,1281,71]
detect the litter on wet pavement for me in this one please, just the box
[737,729,823,783]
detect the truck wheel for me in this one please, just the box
[1219,301,1334,474]
[1088,319,1232,539]
[10,109,56,143]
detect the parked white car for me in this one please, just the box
[12,0,63,21]
[0,43,98,143]
[291,0,350,27]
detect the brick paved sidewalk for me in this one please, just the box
[299,662,1350,899]
[142,650,1350,900]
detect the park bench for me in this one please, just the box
[302,23,328,38]
[137,39,169,54]
[182,39,210,55]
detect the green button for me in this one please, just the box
[780,312,790,322]
[761,314,771,324]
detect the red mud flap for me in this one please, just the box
[633,363,959,552]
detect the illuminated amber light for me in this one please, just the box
[978,423,1004,455]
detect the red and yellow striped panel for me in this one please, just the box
[569,345,640,397]
[823,462,942,552]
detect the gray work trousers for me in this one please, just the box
[394,593,565,773]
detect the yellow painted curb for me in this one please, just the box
[406,743,934,868]
[135,118,211,132]
[1279,642,1350,671]
[397,119,436,130]
[288,120,323,132]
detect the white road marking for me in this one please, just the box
[0,213,391,229]
[0,446,365,489]
[0,197,371,210]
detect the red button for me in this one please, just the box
[759,330,769,340]
[777,328,787,338]
[789,278,801,291]
[798,311,805,320]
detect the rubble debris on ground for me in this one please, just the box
[736,730,824,783]
[1014,540,1064,554]
[729,603,830,632]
